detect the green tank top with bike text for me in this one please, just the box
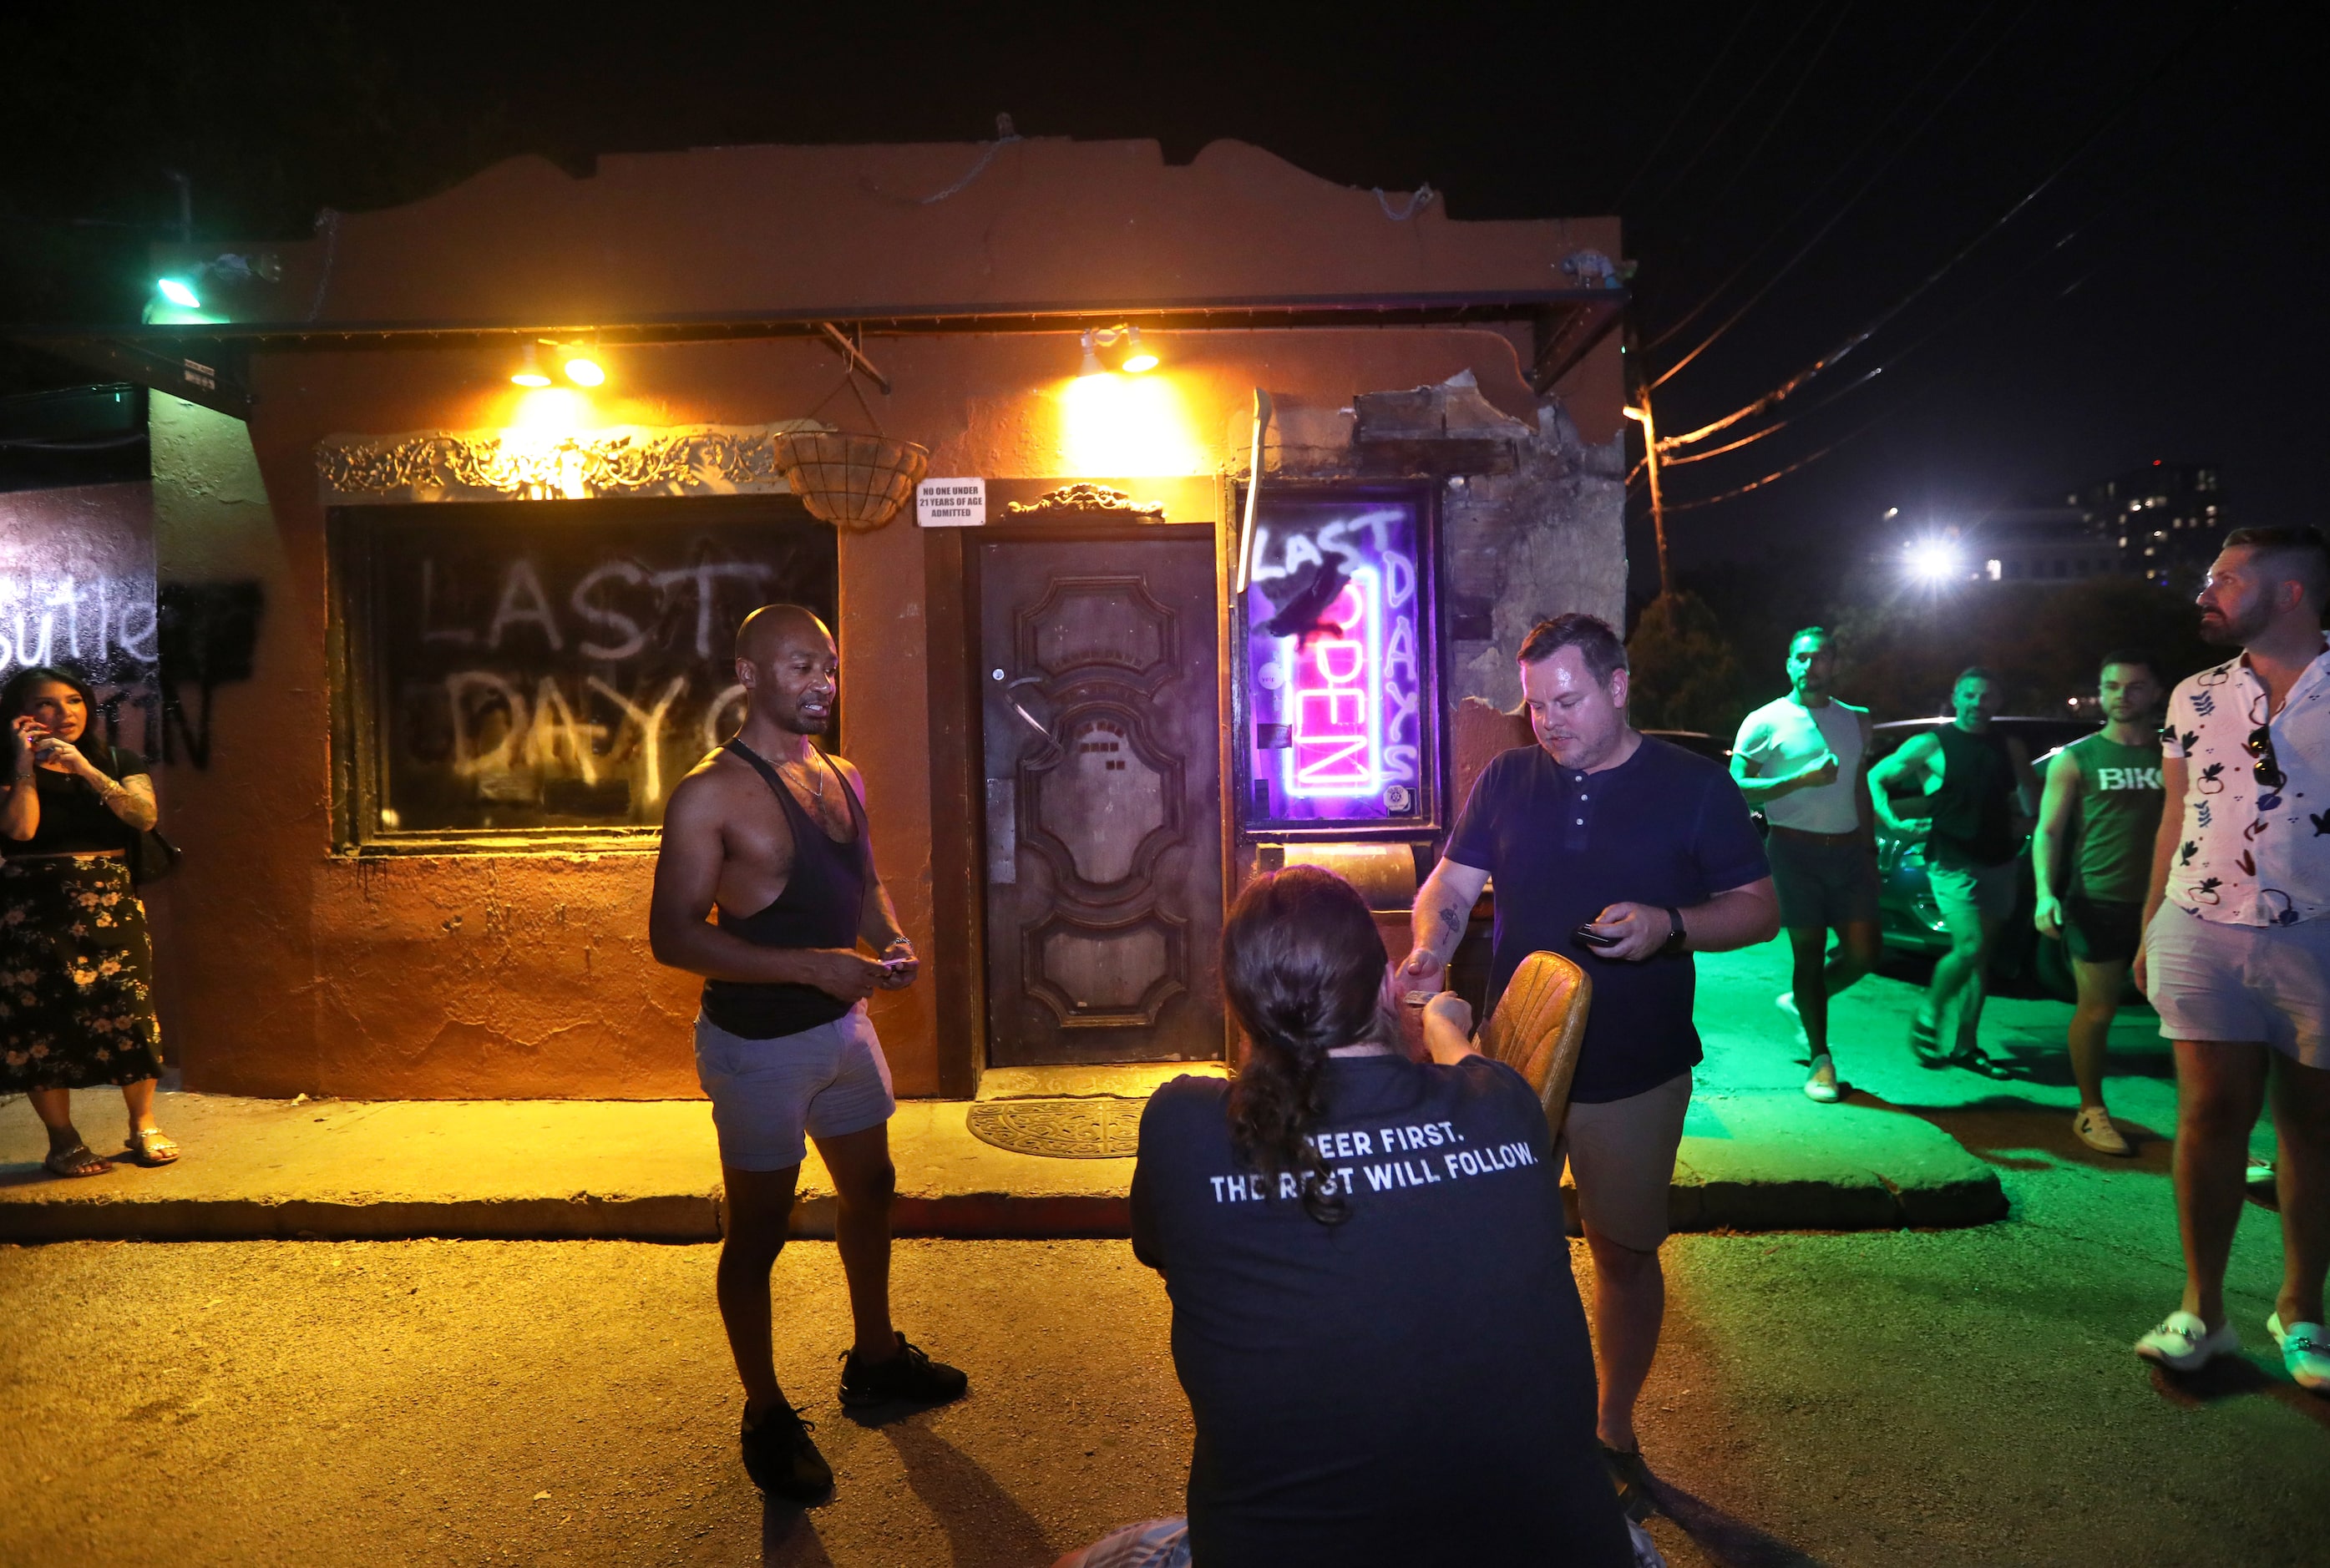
[2064,731,2164,903]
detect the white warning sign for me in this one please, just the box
[916,478,986,528]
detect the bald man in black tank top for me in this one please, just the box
[651,604,966,1503]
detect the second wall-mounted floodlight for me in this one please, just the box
[1081,324,1158,375]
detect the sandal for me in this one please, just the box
[43,1141,114,1178]
[124,1127,180,1166]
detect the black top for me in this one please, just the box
[1927,726,2018,869]
[699,741,872,1040]
[1131,1056,1630,1568]
[4,746,146,857]
[1443,737,1769,1102]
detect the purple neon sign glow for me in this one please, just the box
[1241,498,1428,827]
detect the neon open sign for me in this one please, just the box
[1239,493,1434,828]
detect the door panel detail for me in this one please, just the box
[1023,909,1190,1028]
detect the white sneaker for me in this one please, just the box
[2135,1311,2241,1372]
[1803,1053,1842,1103]
[2073,1106,2131,1156]
[2267,1313,2330,1392]
[1776,991,1806,1045]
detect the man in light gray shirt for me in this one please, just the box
[1731,626,1877,1103]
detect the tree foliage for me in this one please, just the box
[1625,591,1741,736]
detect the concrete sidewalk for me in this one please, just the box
[5,938,2074,1243]
[0,1070,2003,1246]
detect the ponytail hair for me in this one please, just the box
[1221,866,1395,1225]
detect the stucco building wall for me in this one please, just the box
[145,138,1625,1100]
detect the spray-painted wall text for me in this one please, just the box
[361,509,836,833]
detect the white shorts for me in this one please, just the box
[693,1004,896,1171]
[2145,905,2330,1069]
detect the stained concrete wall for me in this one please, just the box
[145,138,1626,1100]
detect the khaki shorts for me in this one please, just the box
[1556,1070,1692,1252]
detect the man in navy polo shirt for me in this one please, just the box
[1403,612,1777,1517]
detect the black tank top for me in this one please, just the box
[700,741,872,1040]
[1927,725,2017,869]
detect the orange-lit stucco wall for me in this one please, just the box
[152,139,1623,1101]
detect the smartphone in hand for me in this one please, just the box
[1573,923,1623,949]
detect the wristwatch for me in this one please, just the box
[1659,905,1688,957]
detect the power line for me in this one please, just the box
[1613,3,1769,210]
[1644,0,2029,356]
[1658,406,1900,512]
[1656,8,2219,452]
[1656,0,1863,286]
[1632,2,1836,225]
[1674,59,2241,473]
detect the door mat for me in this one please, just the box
[965,1096,1146,1159]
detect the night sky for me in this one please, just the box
[4,2,2317,591]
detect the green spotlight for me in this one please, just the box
[156,278,201,309]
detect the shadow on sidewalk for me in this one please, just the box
[1648,1474,1831,1566]
[2147,1359,2330,1430]
[760,1502,838,1567]
[1847,1088,2176,1173]
[873,1413,1056,1568]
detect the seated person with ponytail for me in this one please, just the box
[1058,866,1639,1568]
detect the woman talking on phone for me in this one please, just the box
[0,665,171,1176]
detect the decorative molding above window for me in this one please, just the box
[315,421,827,505]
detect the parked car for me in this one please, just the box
[1868,716,2096,1000]
[1642,729,1730,765]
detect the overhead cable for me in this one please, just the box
[1632,1,1835,225]
[1657,0,1862,282]
[1656,9,2216,452]
[1613,2,1768,210]
[1645,0,2027,356]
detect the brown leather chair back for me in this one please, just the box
[1476,951,1593,1133]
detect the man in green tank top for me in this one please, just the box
[2034,652,2166,1155]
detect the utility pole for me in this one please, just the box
[1627,395,1673,599]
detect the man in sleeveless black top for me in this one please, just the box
[1868,666,2039,1069]
[651,604,965,1503]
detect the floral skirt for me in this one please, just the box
[0,854,164,1090]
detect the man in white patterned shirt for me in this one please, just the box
[2133,527,2330,1392]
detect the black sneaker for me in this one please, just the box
[838,1333,969,1409]
[740,1403,833,1503]
[1601,1443,1655,1524]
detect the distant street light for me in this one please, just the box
[1904,537,1964,585]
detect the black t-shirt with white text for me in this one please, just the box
[1131,1055,1630,1568]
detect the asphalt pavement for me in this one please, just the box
[3,938,2325,1566]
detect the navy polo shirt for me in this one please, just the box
[1445,735,1769,1103]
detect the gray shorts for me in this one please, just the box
[694,1004,896,1171]
[1767,831,1880,929]
[1066,1519,1189,1568]
[1557,1070,1692,1252]
[1927,857,2018,923]
[2145,906,2330,1069]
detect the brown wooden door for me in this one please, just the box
[980,532,1223,1066]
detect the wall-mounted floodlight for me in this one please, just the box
[1080,324,1157,376]
[562,354,605,387]
[509,342,553,388]
[156,278,201,309]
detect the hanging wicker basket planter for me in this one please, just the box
[775,431,930,530]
